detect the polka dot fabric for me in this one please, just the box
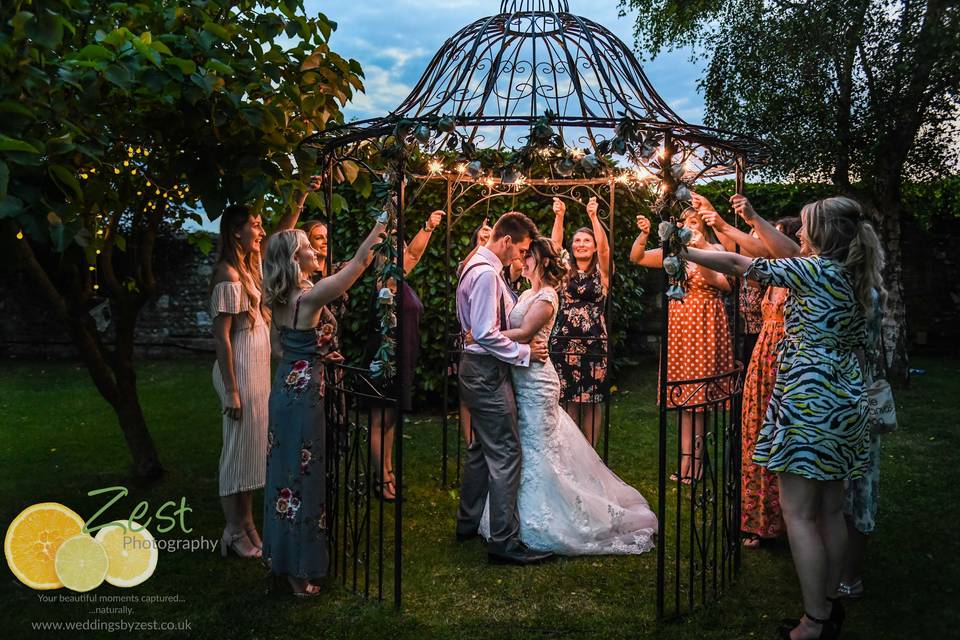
[663,266,734,409]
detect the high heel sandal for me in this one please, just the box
[742,534,761,548]
[835,579,863,600]
[778,608,841,639]
[244,527,263,551]
[266,573,321,598]
[221,528,261,559]
[373,479,396,503]
[781,600,845,632]
[669,473,694,486]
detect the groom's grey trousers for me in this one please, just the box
[456,352,522,552]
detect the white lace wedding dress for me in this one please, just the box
[479,286,657,555]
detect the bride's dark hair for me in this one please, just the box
[530,236,571,288]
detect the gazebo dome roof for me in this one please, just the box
[394,0,685,143]
[308,1,766,172]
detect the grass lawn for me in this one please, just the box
[1,356,957,639]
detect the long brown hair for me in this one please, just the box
[212,204,264,323]
[801,197,886,312]
[530,236,572,289]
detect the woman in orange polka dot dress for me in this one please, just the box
[630,208,733,482]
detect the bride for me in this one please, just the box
[476,235,657,555]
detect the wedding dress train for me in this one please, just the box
[479,287,657,555]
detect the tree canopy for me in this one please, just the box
[0,0,363,477]
[620,0,959,188]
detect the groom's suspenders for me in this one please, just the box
[458,262,507,330]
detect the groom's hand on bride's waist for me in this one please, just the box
[530,338,548,363]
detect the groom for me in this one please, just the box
[455,212,552,565]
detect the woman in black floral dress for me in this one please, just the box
[550,196,611,448]
[260,220,384,596]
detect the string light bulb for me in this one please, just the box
[16,230,24,240]
[427,158,444,175]
[455,163,467,174]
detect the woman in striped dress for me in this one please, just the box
[211,205,271,559]
[683,195,885,640]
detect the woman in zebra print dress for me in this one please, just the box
[682,195,884,640]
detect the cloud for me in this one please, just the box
[318,1,707,124]
[346,64,415,119]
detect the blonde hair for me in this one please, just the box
[801,196,886,312]
[263,229,310,307]
[212,204,265,324]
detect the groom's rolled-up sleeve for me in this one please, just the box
[470,271,531,367]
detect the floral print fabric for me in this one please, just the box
[741,286,788,538]
[552,269,609,404]
[261,311,336,580]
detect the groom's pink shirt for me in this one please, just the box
[457,246,531,367]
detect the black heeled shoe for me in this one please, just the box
[781,600,845,632]
[778,611,840,640]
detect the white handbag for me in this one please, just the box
[865,333,897,435]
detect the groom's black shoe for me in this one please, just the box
[456,530,480,542]
[487,542,554,565]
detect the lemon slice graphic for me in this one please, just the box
[95,521,158,588]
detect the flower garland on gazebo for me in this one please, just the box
[361,112,697,378]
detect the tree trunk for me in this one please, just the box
[113,366,164,480]
[869,188,910,385]
[10,223,165,479]
[111,300,164,480]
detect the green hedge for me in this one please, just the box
[320,177,960,407]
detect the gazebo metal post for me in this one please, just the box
[732,154,746,574]
[655,131,674,622]
[441,176,453,487]
[603,179,616,464]
[393,159,406,610]
[323,155,341,583]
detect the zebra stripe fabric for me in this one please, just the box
[745,256,870,481]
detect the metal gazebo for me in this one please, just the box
[304,0,767,618]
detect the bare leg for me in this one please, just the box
[679,411,694,481]
[239,490,262,548]
[220,493,259,557]
[691,412,705,480]
[583,403,603,448]
[779,472,831,639]
[841,517,868,586]
[369,407,396,500]
[818,480,847,598]
[384,411,396,494]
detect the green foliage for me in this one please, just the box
[620,0,960,187]
[317,179,652,402]
[0,0,364,257]
[0,0,363,475]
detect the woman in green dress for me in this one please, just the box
[682,195,884,640]
[261,218,385,596]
